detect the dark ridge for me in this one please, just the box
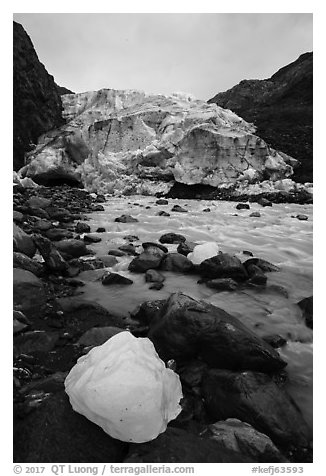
[208,53,313,183]
[13,21,66,171]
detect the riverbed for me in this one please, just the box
[77,196,313,434]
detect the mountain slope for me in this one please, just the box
[13,21,65,171]
[208,53,313,182]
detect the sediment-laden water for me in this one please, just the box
[77,196,313,434]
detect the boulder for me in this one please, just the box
[296,214,308,221]
[125,426,253,463]
[26,196,51,209]
[13,268,46,313]
[145,269,165,284]
[102,272,133,285]
[13,223,36,257]
[156,211,170,217]
[156,199,169,205]
[55,239,89,258]
[33,235,68,273]
[199,253,248,281]
[243,258,280,273]
[129,247,165,273]
[202,369,310,449]
[160,253,194,273]
[45,228,74,241]
[84,234,102,243]
[246,264,267,285]
[131,299,167,326]
[204,419,287,462]
[148,293,286,371]
[297,296,313,329]
[159,233,186,244]
[13,210,24,223]
[205,278,238,291]
[13,252,44,277]
[75,222,91,234]
[97,255,118,267]
[236,203,250,210]
[257,197,273,207]
[14,391,127,463]
[171,205,188,213]
[115,215,138,223]
[142,242,168,254]
[177,240,196,256]
[32,219,52,231]
[96,227,106,232]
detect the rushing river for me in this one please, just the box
[78,196,313,434]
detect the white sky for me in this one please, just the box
[13,12,313,100]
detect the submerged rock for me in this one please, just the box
[148,293,286,372]
[102,272,133,286]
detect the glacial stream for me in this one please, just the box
[77,196,313,435]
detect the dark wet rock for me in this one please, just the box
[148,293,286,371]
[156,211,170,217]
[90,203,105,212]
[149,282,164,290]
[14,330,59,358]
[19,372,68,395]
[55,239,89,258]
[32,219,52,231]
[246,264,267,285]
[236,203,250,210]
[13,210,24,223]
[203,419,288,463]
[45,228,74,241]
[97,255,118,267]
[75,222,91,234]
[202,369,310,450]
[13,318,29,335]
[13,309,30,325]
[28,206,50,219]
[160,253,194,273]
[202,208,211,212]
[178,360,208,388]
[171,205,188,213]
[125,426,253,463]
[296,214,308,221]
[108,249,126,257]
[250,212,261,217]
[156,199,169,205]
[27,196,51,210]
[84,234,102,243]
[243,250,254,256]
[297,296,313,329]
[96,227,106,233]
[13,268,46,313]
[159,233,186,244]
[118,244,138,256]
[123,235,139,242]
[13,223,36,258]
[114,214,138,223]
[56,297,125,334]
[46,207,73,222]
[142,242,168,254]
[257,197,273,207]
[33,235,68,274]
[262,335,287,348]
[205,278,238,291]
[243,258,280,273]
[14,391,128,463]
[177,240,196,256]
[129,247,165,273]
[200,253,248,281]
[78,326,124,347]
[131,299,166,326]
[145,269,165,283]
[102,271,133,285]
[13,252,44,277]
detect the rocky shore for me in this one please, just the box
[13,180,313,463]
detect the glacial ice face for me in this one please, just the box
[64,331,183,443]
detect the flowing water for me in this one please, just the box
[78,196,313,433]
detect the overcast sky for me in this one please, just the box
[13,13,313,100]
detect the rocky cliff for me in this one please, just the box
[208,53,313,183]
[20,88,298,194]
[13,21,65,171]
